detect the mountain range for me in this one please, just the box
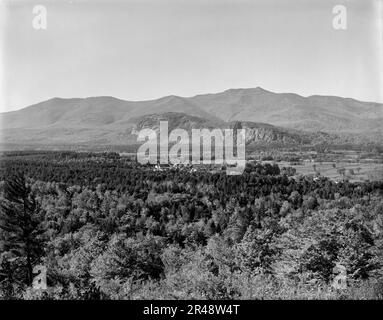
[1,87,382,148]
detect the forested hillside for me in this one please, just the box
[0,152,382,299]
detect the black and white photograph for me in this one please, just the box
[0,0,382,309]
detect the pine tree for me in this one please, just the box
[0,173,44,288]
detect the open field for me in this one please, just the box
[261,160,383,183]
[251,148,383,183]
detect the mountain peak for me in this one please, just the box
[254,86,269,93]
[222,87,271,95]
[157,95,185,103]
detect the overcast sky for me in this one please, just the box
[0,0,382,112]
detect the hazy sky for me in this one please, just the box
[0,0,382,112]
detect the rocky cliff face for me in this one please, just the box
[239,123,304,144]
[128,114,310,145]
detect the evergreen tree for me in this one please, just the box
[0,173,44,289]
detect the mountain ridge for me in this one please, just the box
[1,87,382,147]
[3,86,382,115]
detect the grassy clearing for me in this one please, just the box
[261,160,383,182]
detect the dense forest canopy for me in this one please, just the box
[0,151,382,299]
